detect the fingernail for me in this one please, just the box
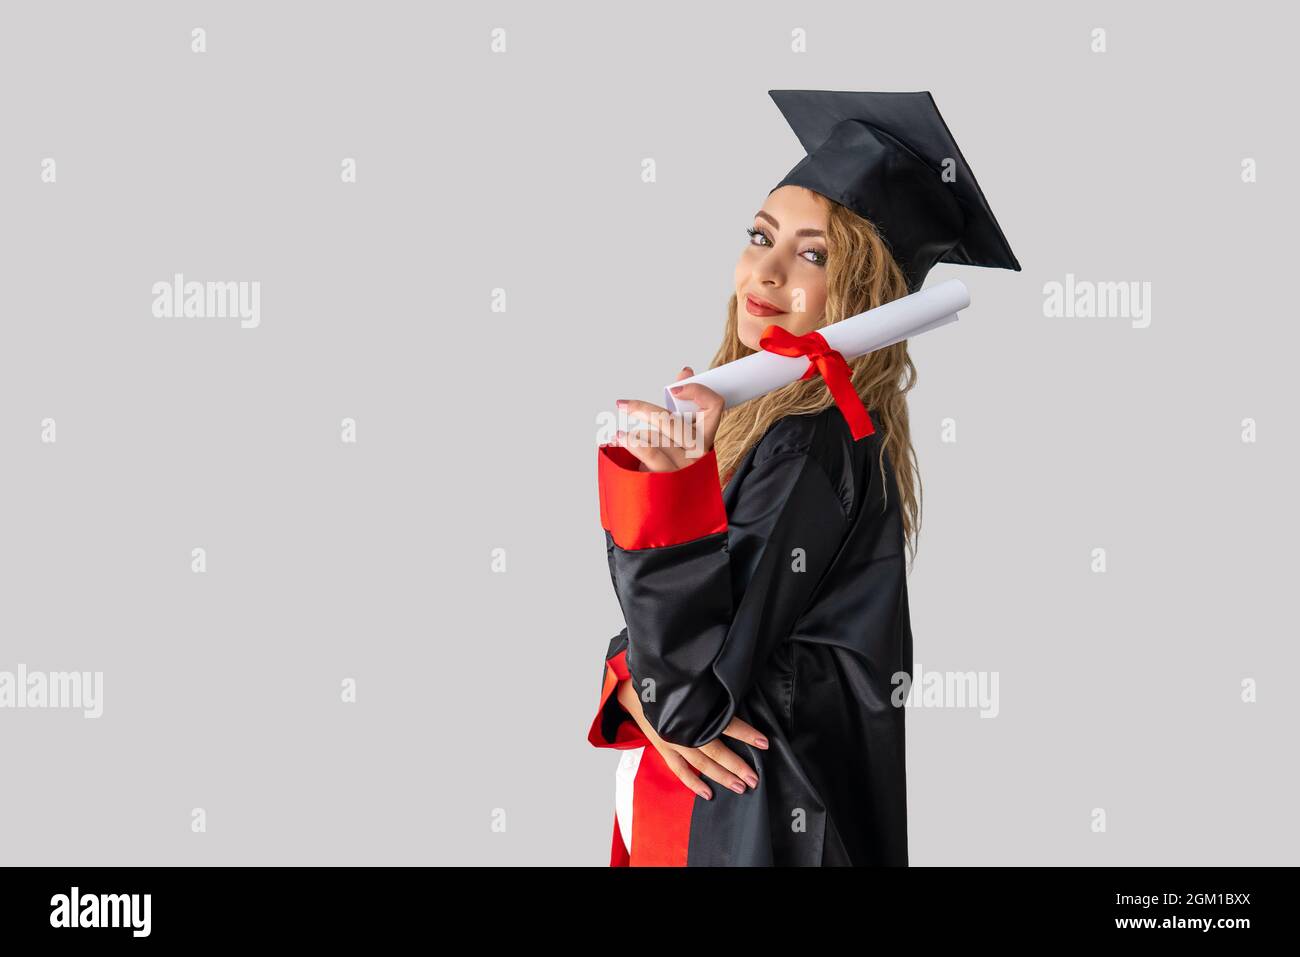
[730,782,745,793]
[616,399,627,409]
[744,774,758,788]
[700,789,712,800]
[755,736,768,748]
[669,386,683,394]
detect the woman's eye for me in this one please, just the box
[748,227,826,266]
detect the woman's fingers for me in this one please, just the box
[661,750,712,800]
[699,739,759,789]
[721,715,770,750]
[615,430,679,472]
[614,368,716,467]
[667,381,723,412]
[622,424,688,469]
[678,749,750,795]
[666,382,725,454]
[619,400,695,459]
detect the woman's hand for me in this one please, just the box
[616,366,725,473]
[615,677,767,800]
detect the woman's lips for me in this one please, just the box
[745,294,785,318]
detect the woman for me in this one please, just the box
[587,90,1020,866]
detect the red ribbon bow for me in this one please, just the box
[758,325,875,440]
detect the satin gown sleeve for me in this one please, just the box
[585,626,650,750]
[591,438,848,750]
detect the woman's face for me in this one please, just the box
[734,185,830,350]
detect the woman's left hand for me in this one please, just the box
[616,366,724,473]
[616,677,766,799]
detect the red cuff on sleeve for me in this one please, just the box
[587,649,649,749]
[597,443,729,550]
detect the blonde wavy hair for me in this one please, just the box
[709,197,923,570]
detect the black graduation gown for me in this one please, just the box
[587,404,912,866]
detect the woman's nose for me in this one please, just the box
[752,257,786,286]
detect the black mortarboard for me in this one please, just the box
[768,89,1021,292]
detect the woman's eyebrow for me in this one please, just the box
[754,210,825,238]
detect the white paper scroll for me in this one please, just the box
[661,279,970,414]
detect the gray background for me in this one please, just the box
[1,1,1295,865]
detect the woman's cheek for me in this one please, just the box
[804,289,828,327]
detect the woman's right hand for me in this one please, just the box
[615,677,768,799]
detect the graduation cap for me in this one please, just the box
[768,89,1021,292]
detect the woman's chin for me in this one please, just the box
[737,319,764,351]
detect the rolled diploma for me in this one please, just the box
[661,278,970,414]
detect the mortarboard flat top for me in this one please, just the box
[768,89,1021,292]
